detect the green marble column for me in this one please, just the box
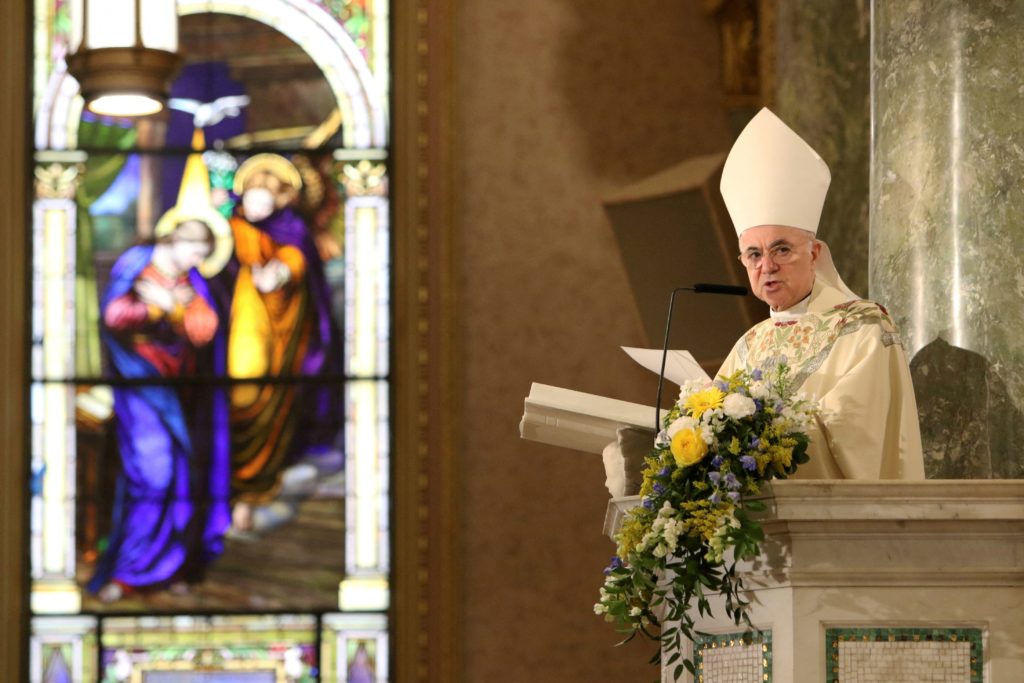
[870,1,1024,478]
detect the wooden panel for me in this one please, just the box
[0,0,29,680]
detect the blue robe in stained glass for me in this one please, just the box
[88,245,230,593]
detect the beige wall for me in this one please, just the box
[455,2,731,680]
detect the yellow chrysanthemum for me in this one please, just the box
[684,387,726,420]
[671,428,708,468]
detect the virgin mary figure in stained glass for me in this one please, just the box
[88,142,234,602]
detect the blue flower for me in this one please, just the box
[774,401,785,413]
[711,455,724,468]
[714,380,730,393]
[708,471,721,485]
[749,436,760,449]
[709,491,722,504]
[604,556,624,575]
[723,473,740,490]
[727,491,741,502]
[739,455,757,471]
[659,466,672,478]
[753,399,763,413]
[751,368,763,381]
[653,482,666,495]
[642,497,655,510]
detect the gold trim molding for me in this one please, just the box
[392,1,460,681]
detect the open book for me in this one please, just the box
[519,383,656,455]
[519,347,711,455]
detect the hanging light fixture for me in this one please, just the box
[66,0,183,117]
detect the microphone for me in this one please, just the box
[654,283,749,433]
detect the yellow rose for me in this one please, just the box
[671,428,708,468]
[684,387,726,420]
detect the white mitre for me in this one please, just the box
[721,108,858,300]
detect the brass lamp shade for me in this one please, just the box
[67,46,182,117]
[66,0,182,117]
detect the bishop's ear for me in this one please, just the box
[809,238,823,263]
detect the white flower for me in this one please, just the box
[722,393,756,419]
[667,415,697,438]
[749,381,770,400]
[700,407,723,425]
[594,602,608,615]
[629,607,642,617]
[652,544,668,558]
[699,425,715,445]
[663,518,682,537]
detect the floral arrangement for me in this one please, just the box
[593,364,817,678]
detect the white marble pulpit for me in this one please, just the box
[521,385,1024,683]
[606,481,1024,683]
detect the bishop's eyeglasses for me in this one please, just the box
[737,242,802,269]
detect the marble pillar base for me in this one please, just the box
[605,480,1024,682]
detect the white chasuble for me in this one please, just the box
[718,280,925,480]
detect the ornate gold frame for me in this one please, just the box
[0,0,459,679]
[391,1,460,680]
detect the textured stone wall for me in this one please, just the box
[455,2,731,680]
[871,1,1024,479]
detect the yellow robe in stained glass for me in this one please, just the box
[718,279,925,480]
[228,215,312,502]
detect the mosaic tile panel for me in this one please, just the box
[694,630,771,683]
[826,628,982,683]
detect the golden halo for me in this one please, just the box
[153,205,234,278]
[232,153,303,195]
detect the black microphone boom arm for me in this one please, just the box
[654,283,749,433]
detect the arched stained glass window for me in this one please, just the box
[28,2,391,681]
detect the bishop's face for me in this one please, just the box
[738,225,820,311]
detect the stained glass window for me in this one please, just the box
[29,2,390,680]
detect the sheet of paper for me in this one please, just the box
[621,346,711,386]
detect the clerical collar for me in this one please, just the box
[769,290,812,322]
